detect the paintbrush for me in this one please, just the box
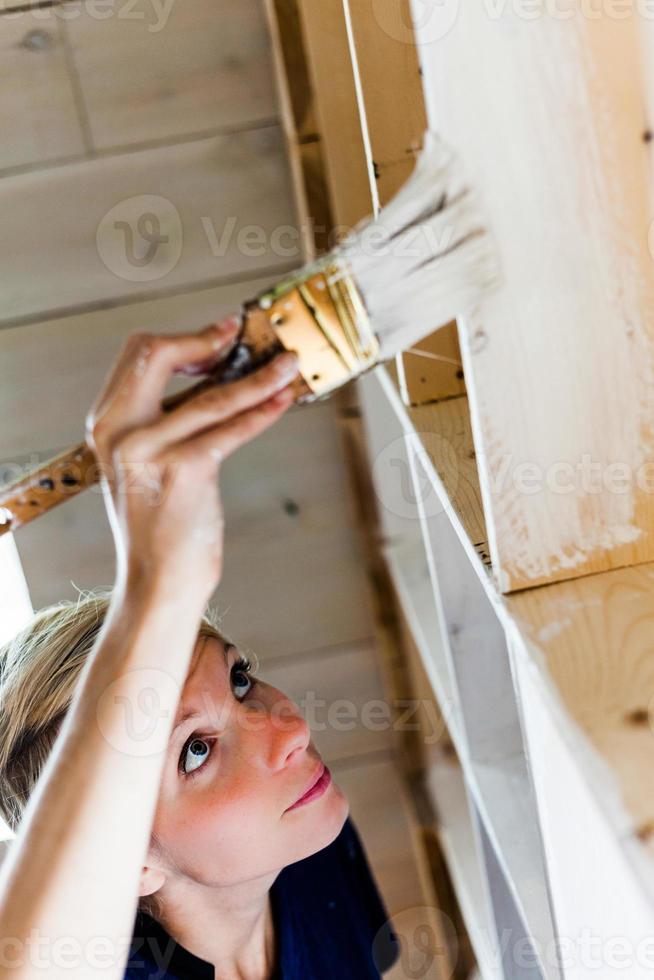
[0,130,499,536]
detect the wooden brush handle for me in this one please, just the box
[0,305,312,537]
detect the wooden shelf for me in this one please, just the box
[263,0,654,969]
[378,364,654,860]
[360,364,654,975]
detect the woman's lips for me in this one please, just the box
[285,763,332,811]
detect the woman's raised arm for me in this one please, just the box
[0,319,300,979]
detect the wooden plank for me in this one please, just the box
[408,396,489,564]
[0,533,32,645]
[0,275,291,459]
[0,125,298,325]
[427,760,500,980]
[342,0,464,405]
[514,645,654,978]
[398,331,467,407]
[263,0,321,262]
[416,11,654,591]
[263,0,318,144]
[344,0,426,203]
[64,0,278,149]
[0,10,84,171]
[295,0,372,229]
[508,561,654,844]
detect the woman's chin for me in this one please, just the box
[283,778,349,857]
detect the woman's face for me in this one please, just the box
[148,634,349,891]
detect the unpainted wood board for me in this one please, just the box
[0,11,85,171]
[508,561,654,839]
[417,12,654,591]
[0,126,298,325]
[344,0,426,204]
[295,0,373,229]
[408,396,490,566]
[399,328,467,406]
[343,0,464,405]
[63,0,278,150]
[263,0,318,143]
[514,649,654,973]
[0,275,291,459]
[263,0,327,260]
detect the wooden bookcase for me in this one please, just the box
[264,2,654,978]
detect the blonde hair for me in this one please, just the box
[0,588,229,918]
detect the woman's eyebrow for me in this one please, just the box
[171,707,203,739]
[171,640,235,737]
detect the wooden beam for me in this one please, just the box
[342,0,466,405]
[415,10,654,591]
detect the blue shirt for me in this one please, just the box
[124,817,400,979]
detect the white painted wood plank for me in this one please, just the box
[0,125,298,325]
[427,760,500,980]
[64,0,278,149]
[0,532,32,645]
[0,11,84,171]
[383,539,460,750]
[414,8,654,591]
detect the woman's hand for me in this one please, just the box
[84,317,300,604]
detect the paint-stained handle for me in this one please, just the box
[0,306,313,537]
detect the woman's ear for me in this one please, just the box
[139,864,166,899]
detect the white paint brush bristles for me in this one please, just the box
[330,129,500,359]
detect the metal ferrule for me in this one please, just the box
[255,265,380,402]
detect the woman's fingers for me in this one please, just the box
[86,317,242,442]
[170,385,296,466]
[133,349,301,453]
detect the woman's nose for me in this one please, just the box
[266,694,311,771]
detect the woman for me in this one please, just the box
[0,319,399,979]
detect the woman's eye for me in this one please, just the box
[231,658,255,700]
[181,737,211,776]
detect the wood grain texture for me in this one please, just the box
[264,0,317,262]
[398,329,467,407]
[408,396,490,568]
[263,0,318,143]
[0,126,298,325]
[64,0,278,149]
[0,11,84,171]
[342,0,464,406]
[508,561,654,841]
[416,10,654,591]
[295,0,372,229]
[344,0,426,203]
